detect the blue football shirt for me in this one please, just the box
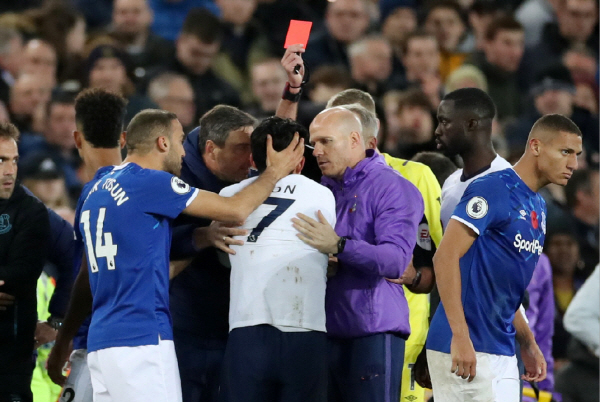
[72,166,114,350]
[427,168,547,356]
[79,163,198,352]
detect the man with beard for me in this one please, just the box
[48,109,304,402]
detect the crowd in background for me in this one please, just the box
[0,0,597,401]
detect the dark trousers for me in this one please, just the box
[0,358,35,402]
[328,333,405,402]
[220,325,328,402]
[173,328,227,402]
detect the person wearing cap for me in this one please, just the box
[505,64,599,163]
[86,44,157,125]
[20,153,72,213]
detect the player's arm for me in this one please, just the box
[514,307,547,382]
[184,133,303,222]
[47,255,92,386]
[275,44,305,121]
[432,218,477,381]
[169,258,193,279]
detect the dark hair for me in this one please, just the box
[181,8,223,43]
[46,90,76,119]
[251,117,308,172]
[309,66,353,94]
[470,0,501,15]
[397,88,432,113]
[198,105,257,153]
[443,87,497,120]
[401,30,437,55]
[75,88,128,148]
[426,0,465,23]
[565,169,598,209]
[531,114,582,138]
[0,121,19,142]
[125,109,178,154]
[412,151,458,186]
[327,88,376,114]
[485,14,523,41]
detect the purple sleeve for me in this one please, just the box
[338,180,423,278]
[526,253,555,391]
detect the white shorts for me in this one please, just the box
[87,339,182,402]
[60,349,93,402]
[427,349,519,402]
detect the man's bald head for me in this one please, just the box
[313,106,363,136]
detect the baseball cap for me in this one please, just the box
[20,153,64,181]
[530,64,576,97]
[380,0,417,23]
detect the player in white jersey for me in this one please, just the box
[219,117,335,402]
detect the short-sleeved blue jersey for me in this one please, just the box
[79,163,198,352]
[427,168,547,356]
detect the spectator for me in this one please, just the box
[563,169,600,279]
[20,154,72,212]
[294,104,423,402]
[505,64,599,163]
[556,265,600,402]
[8,73,54,133]
[25,1,87,85]
[152,8,241,121]
[110,0,175,85]
[399,31,444,108]
[148,72,196,132]
[469,15,526,121]
[546,229,584,366]
[521,0,598,89]
[21,39,58,81]
[86,44,157,125]
[525,254,556,393]
[516,0,558,47]
[423,0,472,80]
[444,64,488,92]
[307,65,353,105]
[212,0,271,104]
[0,27,23,105]
[468,0,503,50]
[149,0,221,42]
[348,35,395,98]
[19,92,81,200]
[562,45,599,115]
[392,89,437,159]
[0,121,50,402]
[246,58,287,117]
[379,0,418,79]
[303,0,370,71]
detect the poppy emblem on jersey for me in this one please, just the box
[531,211,539,229]
[466,196,488,219]
[171,177,191,195]
[0,214,11,234]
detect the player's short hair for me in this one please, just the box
[412,151,458,187]
[75,88,127,148]
[442,87,496,120]
[198,105,257,154]
[564,168,598,209]
[327,89,376,115]
[181,8,222,44]
[251,116,308,172]
[485,15,523,41]
[0,121,19,142]
[125,109,178,154]
[339,103,378,140]
[530,114,582,139]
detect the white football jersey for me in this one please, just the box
[219,174,336,333]
[440,155,511,229]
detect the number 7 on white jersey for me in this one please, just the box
[81,208,118,272]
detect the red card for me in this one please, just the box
[284,20,312,49]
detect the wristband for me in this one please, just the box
[411,268,422,288]
[335,236,347,255]
[282,82,303,102]
[48,316,63,330]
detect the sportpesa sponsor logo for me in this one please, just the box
[513,233,543,255]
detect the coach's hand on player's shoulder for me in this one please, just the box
[47,338,73,386]
[265,133,304,180]
[520,337,547,383]
[450,333,477,382]
[293,211,339,254]
[0,280,15,311]
[203,221,248,255]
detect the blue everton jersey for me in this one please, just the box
[72,166,114,350]
[427,168,546,356]
[79,163,198,352]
